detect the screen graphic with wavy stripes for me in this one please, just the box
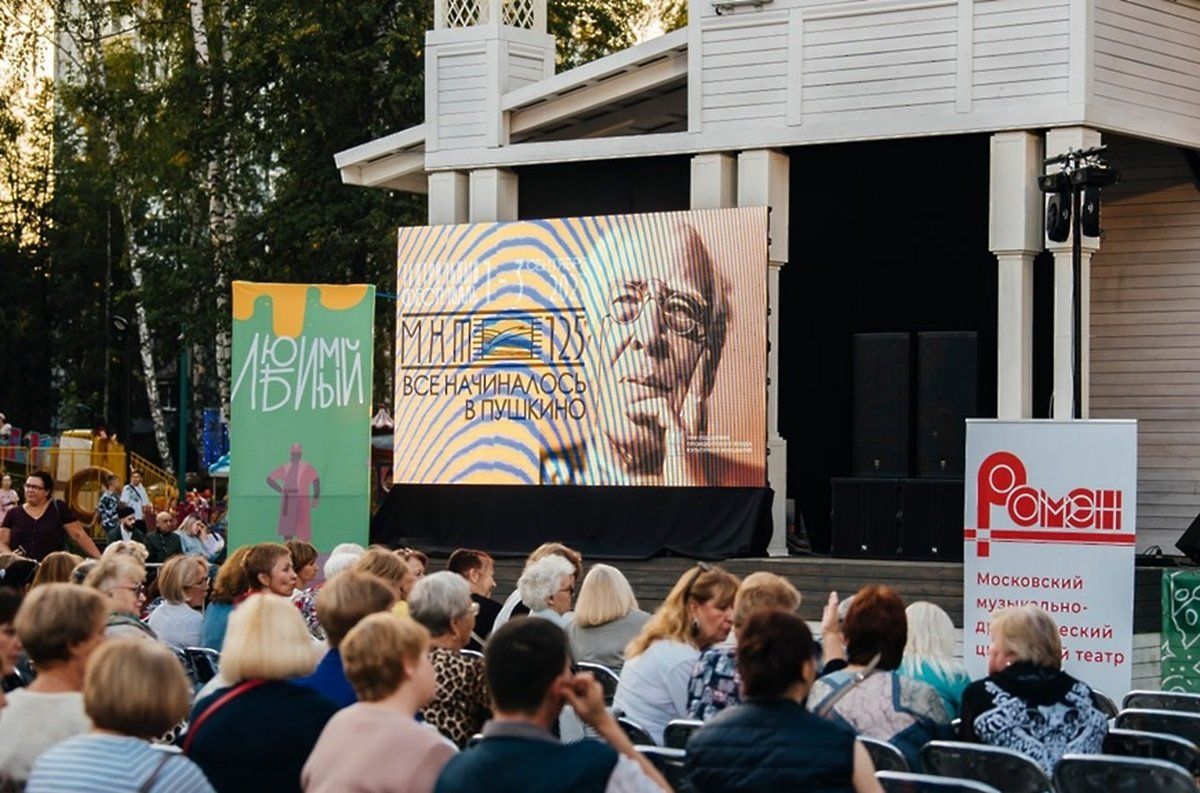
[394,208,767,487]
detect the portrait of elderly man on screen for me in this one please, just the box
[539,220,760,488]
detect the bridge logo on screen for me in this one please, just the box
[475,317,540,362]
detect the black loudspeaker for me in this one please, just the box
[1176,512,1200,564]
[831,478,900,558]
[1081,185,1102,237]
[1047,191,1071,242]
[852,333,911,477]
[899,479,964,561]
[916,332,979,478]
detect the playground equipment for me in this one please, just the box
[0,431,178,526]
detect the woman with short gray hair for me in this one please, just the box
[408,572,489,748]
[517,555,575,628]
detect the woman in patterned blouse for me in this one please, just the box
[687,572,802,720]
[408,571,490,748]
[94,475,121,537]
[807,585,950,771]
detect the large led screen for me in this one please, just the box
[394,207,767,486]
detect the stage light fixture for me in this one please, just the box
[1081,184,1101,238]
[1046,191,1071,243]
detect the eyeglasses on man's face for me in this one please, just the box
[608,282,709,340]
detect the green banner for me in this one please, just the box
[229,282,374,551]
[1162,569,1200,692]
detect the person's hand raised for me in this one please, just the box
[561,672,609,727]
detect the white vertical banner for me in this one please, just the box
[963,420,1137,699]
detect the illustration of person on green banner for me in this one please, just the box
[266,443,321,542]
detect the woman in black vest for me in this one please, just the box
[686,610,882,793]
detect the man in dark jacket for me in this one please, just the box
[435,618,669,793]
[105,506,146,545]
[143,510,182,563]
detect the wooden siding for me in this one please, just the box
[436,49,489,150]
[971,0,1070,108]
[689,0,1075,133]
[508,49,547,91]
[1090,136,1200,552]
[801,1,958,119]
[1094,0,1200,127]
[699,13,791,126]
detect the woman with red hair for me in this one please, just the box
[807,585,949,770]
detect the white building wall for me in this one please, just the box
[1089,136,1200,553]
[971,0,1071,109]
[1091,0,1200,146]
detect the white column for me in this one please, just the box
[428,171,469,225]
[690,153,737,210]
[1045,127,1101,419]
[988,132,1042,419]
[469,168,519,222]
[737,149,790,557]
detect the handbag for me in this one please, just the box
[181,679,268,753]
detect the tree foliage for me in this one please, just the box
[1,0,654,466]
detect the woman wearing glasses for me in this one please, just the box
[516,555,575,628]
[83,555,157,641]
[614,563,739,745]
[148,555,210,648]
[407,572,490,748]
[0,471,101,561]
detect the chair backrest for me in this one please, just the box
[1052,753,1199,793]
[860,736,909,773]
[460,648,484,661]
[636,746,694,792]
[1116,709,1200,746]
[617,715,656,746]
[1124,690,1200,715]
[574,662,620,704]
[1104,728,1200,775]
[1092,689,1120,719]
[168,645,200,690]
[466,733,484,749]
[185,647,220,685]
[920,740,1052,793]
[876,771,1002,793]
[663,719,704,750]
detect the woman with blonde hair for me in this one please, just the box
[177,515,224,562]
[566,564,648,672]
[687,571,801,720]
[200,545,252,651]
[148,555,210,648]
[184,595,336,793]
[355,548,412,616]
[27,640,213,792]
[900,601,971,718]
[613,564,739,744]
[84,555,156,641]
[302,614,454,793]
[101,540,149,564]
[959,604,1107,773]
[0,585,108,787]
[29,551,82,588]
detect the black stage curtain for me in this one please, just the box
[371,485,773,560]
